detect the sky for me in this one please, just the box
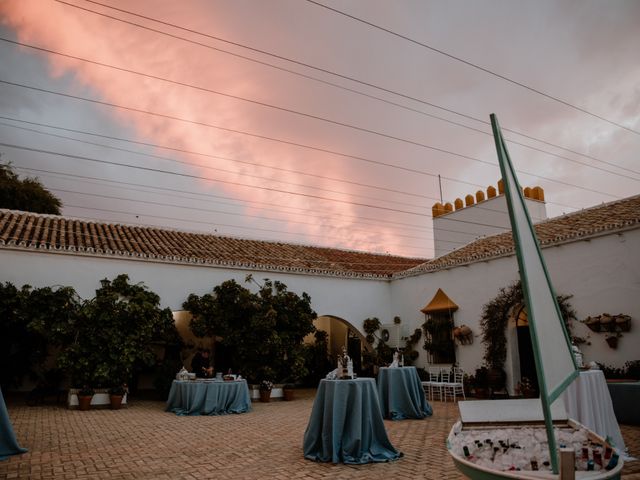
[0,0,638,259]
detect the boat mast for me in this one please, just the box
[489,114,579,474]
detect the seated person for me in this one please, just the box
[191,349,214,378]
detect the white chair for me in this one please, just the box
[421,367,445,401]
[443,367,466,403]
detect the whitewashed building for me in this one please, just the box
[1,187,638,394]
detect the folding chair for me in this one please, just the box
[421,367,445,401]
[443,367,466,403]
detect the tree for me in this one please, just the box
[0,161,62,214]
[0,282,80,389]
[185,277,317,383]
[52,274,177,387]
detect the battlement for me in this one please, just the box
[432,180,545,217]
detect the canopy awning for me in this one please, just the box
[420,288,458,313]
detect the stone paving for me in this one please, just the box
[1,389,638,479]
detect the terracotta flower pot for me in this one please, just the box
[78,395,92,411]
[110,394,123,410]
[259,390,271,402]
[283,388,294,401]
[605,336,618,349]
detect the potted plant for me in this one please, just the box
[108,384,127,410]
[259,380,273,403]
[282,383,295,401]
[77,385,94,411]
[471,367,489,399]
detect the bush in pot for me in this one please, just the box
[45,274,178,401]
[77,385,94,411]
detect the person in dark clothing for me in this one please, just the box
[191,349,213,378]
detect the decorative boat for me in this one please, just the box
[447,399,623,478]
[446,115,624,479]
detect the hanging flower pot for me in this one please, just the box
[600,313,614,332]
[605,335,618,349]
[584,315,601,332]
[614,314,631,332]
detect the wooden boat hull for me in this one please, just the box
[447,420,623,480]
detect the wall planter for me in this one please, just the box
[605,335,619,349]
[68,388,128,409]
[584,313,632,333]
[453,325,473,345]
[615,314,631,332]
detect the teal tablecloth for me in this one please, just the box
[303,378,402,464]
[377,366,433,420]
[1,388,27,461]
[166,380,251,416]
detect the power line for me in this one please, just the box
[1,141,540,234]
[0,79,622,200]
[16,166,490,241]
[51,1,640,178]
[0,141,428,216]
[0,115,436,201]
[0,120,434,211]
[49,187,438,243]
[14,165,442,234]
[305,0,640,136]
[0,115,584,213]
[4,37,638,183]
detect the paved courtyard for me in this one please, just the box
[2,389,639,479]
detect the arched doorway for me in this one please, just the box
[514,306,539,396]
[311,315,370,374]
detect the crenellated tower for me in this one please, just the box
[432,180,547,257]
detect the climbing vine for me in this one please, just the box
[480,281,576,370]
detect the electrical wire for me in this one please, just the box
[14,165,450,235]
[0,115,584,213]
[3,36,638,182]
[50,1,640,177]
[0,141,429,217]
[305,0,640,136]
[0,79,622,200]
[1,141,543,234]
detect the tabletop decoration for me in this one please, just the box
[338,346,354,379]
[390,348,404,368]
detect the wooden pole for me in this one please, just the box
[559,448,575,480]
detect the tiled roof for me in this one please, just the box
[2,194,638,280]
[398,194,640,278]
[0,209,426,278]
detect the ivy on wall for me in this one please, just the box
[480,280,576,371]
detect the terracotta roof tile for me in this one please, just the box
[0,209,425,278]
[2,194,638,279]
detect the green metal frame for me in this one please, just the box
[490,114,578,474]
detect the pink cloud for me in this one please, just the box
[1,0,421,256]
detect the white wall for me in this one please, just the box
[392,228,640,392]
[2,226,638,393]
[434,196,547,257]
[0,248,392,334]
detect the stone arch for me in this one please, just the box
[313,315,370,374]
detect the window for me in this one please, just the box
[423,312,456,364]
